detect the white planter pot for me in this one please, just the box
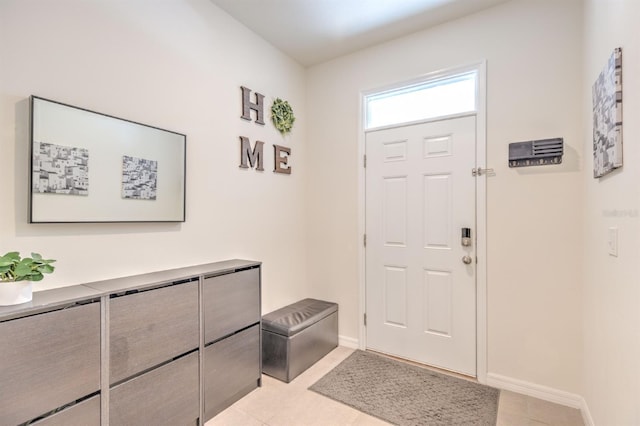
[0,281,33,306]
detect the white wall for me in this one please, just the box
[9,1,639,420]
[582,1,640,424]
[0,0,309,314]
[306,0,584,394]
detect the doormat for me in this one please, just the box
[309,350,500,426]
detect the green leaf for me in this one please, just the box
[13,263,32,277]
[30,272,44,282]
[3,252,20,261]
[38,264,55,274]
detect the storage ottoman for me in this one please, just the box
[261,298,338,383]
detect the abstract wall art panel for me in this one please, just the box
[122,155,158,201]
[592,47,622,178]
[32,142,89,196]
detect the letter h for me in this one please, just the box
[240,86,265,125]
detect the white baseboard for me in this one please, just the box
[580,396,595,426]
[486,373,595,426]
[339,335,359,349]
[487,373,582,408]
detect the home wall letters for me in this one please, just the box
[239,86,292,175]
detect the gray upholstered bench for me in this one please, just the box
[261,298,338,383]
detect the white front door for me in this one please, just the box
[365,115,477,376]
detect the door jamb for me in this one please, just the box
[357,61,488,383]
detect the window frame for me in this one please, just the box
[364,68,479,131]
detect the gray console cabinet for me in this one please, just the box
[203,268,262,422]
[110,351,200,425]
[0,259,261,426]
[0,302,101,426]
[109,280,200,385]
[31,396,101,426]
[203,268,261,343]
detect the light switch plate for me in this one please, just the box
[608,227,618,257]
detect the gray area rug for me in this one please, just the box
[309,350,500,426]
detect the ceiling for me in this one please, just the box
[210,0,510,67]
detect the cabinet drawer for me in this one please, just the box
[110,351,199,426]
[204,324,260,421]
[31,395,100,426]
[0,303,100,426]
[109,281,199,384]
[203,268,260,343]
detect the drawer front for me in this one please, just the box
[110,281,199,384]
[203,268,260,343]
[31,395,100,426]
[0,303,100,426]
[204,324,260,421]
[110,351,199,426]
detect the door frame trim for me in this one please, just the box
[357,61,488,383]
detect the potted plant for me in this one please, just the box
[0,252,56,306]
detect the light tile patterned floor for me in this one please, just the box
[205,346,584,426]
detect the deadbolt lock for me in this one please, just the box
[461,228,472,247]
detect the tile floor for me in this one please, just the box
[205,346,584,426]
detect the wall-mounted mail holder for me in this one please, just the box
[508,138,564,168]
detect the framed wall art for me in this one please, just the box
[592,47,622,178]
[30,96,186,223]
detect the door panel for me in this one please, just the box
[423,173,452,248]
[384,266,408,327]
[365,116,476,376]
[423,269,452,336]
[383,177,407,246]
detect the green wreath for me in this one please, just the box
[271,98,295,134]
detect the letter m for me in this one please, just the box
[239,136,265,171]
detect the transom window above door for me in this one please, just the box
[365,70,477,130]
